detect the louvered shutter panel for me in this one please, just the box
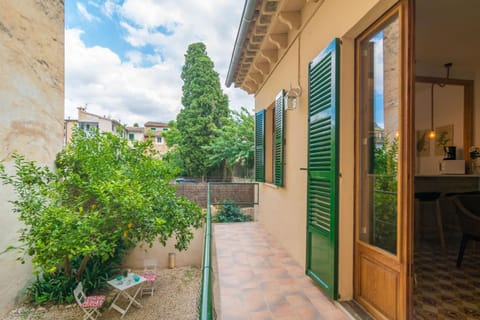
[274,90,285,186]
[306,38,340,300]
[255,110,265,182]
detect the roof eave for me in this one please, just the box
[225,0,259,88]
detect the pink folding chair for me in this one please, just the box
[141,258,157,296]
[74,282,105,320]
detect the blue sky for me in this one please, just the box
[371,31,385,128]
[65,0,252,126]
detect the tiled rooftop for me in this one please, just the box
[213,222,350,320]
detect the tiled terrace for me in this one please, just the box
[213,222,350,320]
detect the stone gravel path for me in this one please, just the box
[4,266,201,320]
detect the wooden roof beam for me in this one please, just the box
[278,11,301,31]
[260,49,278,65]
[248,72,264,85]
[268,33,288,49]
[253,62,270,76]
[258,14,273,25]
[244,80,258,93]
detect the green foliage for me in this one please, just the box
[0,128,204,289]
[162,120,181,147]
[175,42,230,178]
[372,135,398,253]
[27,240,128,305]
[204,107,254,170]
[213,200,252,223]
[162,120,186,176]
[28,272,76,305]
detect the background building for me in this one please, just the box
[64,107,127,143]
[126,125,144,142]
[143,121,169,155]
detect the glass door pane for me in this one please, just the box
[358,13,400,255]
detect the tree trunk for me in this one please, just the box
[64,256,71,276]
[76,256,90,280]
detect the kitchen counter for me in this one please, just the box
[415,174,480,193]
[415,174,480,177]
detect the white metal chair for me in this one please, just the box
[141,258,158,296]
[74,282,106,320]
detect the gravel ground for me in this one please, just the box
[4,266,201,320]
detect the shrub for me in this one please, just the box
[0,128,204,304]
[213,200,252,223]
[27,239,130,305]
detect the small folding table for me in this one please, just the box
[107,273,146,318]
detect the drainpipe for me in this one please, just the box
[225,0,258,87]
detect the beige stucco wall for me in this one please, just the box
[123,226,204,269]
[253,0,397,301]
[64,120,77,144]
[0,0,64,316]
[132,131,144,141]
[153,138,169,155]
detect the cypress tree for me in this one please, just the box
[177,42,229,178]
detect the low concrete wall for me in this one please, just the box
[123,226,205,269]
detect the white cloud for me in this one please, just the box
[101,0,119,18]
[115,1,251,107]
[66,1,254,126]
[125,50,144,66]
[77,3,98,22]
[124,50,163,67]
[65,28,181,125]
[120,0,184,29]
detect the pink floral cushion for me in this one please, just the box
[81,295,105,308]
[143,273,157,282]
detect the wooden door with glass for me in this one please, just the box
[354,3,413,319]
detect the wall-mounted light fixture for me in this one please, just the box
[428,62,452,139]
[284,86,301,111]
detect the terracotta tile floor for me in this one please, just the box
[213,222,350,320]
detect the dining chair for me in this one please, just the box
[452,194,480,267]
[73,282,106,320]
[141,258,158,296]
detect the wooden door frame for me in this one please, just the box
[353,1,414,319]
[403,1,415,319]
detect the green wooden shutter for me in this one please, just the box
[255,110,265,182]
[306,38,340,300]
[274,90,285,186]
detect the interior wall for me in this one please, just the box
[416,62,480,148]
[474,70,480,145]
[415,83,464,174]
